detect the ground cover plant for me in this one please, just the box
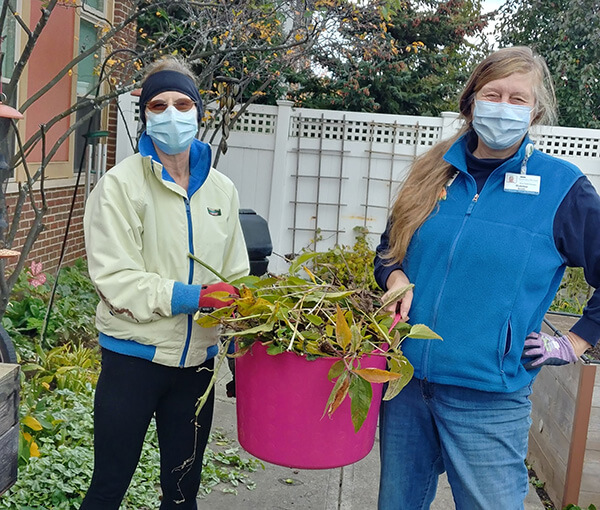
[1,259,261,509]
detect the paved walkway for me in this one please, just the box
[200,374,546,510]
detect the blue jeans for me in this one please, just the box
[378,377,532,510]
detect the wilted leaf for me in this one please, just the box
[352,367,401,383]
[378,284,414,312]
[327,373,350,418]
[323,371,349,418]
[383,355,414,401]
[335,304,352,349]
[303,266,317,284]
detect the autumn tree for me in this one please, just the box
[285,0,493,115]
[496,0,600,129]
[0,0,394,320]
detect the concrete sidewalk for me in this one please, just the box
[201,373,546,510]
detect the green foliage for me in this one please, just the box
[303,227,378,292]
[196,248,441,432]
[1,259,263,509]
[1,386,163,510]
[563,505,597,510]
[497,0,600,129]
[199,430,263,496]
[3,258,99,358]
[550,267,593,315]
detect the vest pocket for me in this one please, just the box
[498,317,512,368]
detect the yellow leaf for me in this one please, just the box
[303,266,317,284]
[23,432,32,442]
[42,382,50,390]
[335,304,352,350]
[22,415,43,431]
[29,441,41,457]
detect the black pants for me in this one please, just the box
[80,348,215,510]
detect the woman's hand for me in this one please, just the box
[381,270,413,322]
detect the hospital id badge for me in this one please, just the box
[504,173,541,195]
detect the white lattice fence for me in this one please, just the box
[114,97,600,273]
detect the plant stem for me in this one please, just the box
[188,253,229,283]
[195,338,232,417]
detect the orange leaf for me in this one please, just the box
[352,367,401,383]
[327,375,350,417]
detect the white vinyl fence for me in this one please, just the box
[116,95,600,274]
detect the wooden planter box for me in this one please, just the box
[0,364,19,496]
[528,315,600,508]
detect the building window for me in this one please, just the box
[77,18,101,96]
[83,0,105,12]
[1,1,18,81]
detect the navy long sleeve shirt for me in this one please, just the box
[375,133,600,347]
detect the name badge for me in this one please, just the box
[504,173,541,195]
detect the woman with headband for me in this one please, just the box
[81,57,249,509]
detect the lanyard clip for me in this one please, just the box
[520,143,534,175]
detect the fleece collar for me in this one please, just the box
[443,130,533,176]
[138,131,212,196]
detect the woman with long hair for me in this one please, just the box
[375,46,600,509]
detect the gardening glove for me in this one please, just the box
[198,282,239,310]
[522,331,579,369]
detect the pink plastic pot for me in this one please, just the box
[235,341,386,469]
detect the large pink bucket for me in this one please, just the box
[235,341,386,469]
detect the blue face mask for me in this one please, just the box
[472,100,532,150]
[146,106,198,155]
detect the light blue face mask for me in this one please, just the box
[146,106,198,155]
[472,100,532,150]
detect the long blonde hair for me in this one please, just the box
[383,46,557,265]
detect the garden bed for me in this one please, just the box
[528,314,599,509]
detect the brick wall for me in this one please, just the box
[7,185,86,272]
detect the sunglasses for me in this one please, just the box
[146,98,197,114]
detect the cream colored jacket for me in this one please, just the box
[84,137,249,367]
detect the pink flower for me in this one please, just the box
[27,261,47,288]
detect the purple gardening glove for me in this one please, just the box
[522,331,579,369]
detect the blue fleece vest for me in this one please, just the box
[401,134,582,392]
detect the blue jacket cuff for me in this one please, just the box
[171,281,202,315]
[375,263,403,291]
[570,315,600,347]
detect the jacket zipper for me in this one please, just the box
[422,190,479,379]
[179,196,195,367]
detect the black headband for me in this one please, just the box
[139,70,203,124]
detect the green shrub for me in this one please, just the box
[3,258,99,358]
[550,267,594,315]
[305,226,378,292]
